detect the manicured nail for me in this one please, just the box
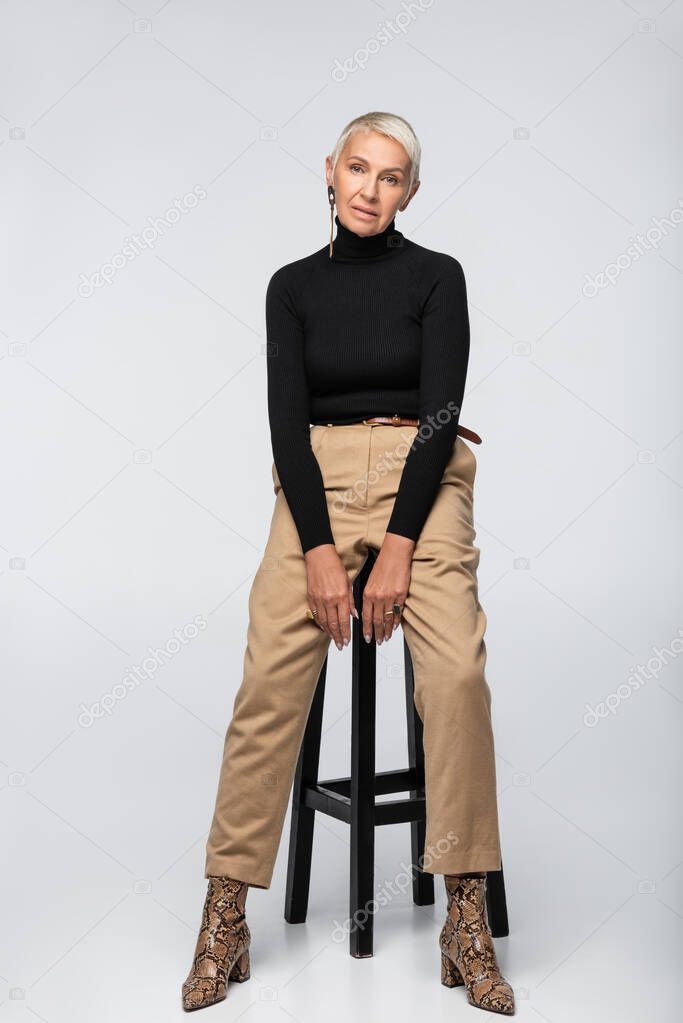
[343,636,349,646]
[364,634,371,643]
[336,641,342,651]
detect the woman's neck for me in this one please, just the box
[330,212,405,262]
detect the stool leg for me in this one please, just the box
[485,861,510,938]
[404,636,434,907]
[350,559,377,957]
[284,659,328,924]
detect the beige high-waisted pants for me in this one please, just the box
[204,422,502,888]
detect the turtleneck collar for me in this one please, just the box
[330,212,405,262]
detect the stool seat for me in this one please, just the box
[284,549,509,957]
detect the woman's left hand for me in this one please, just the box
[362,533,416,644]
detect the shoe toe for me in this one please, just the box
[181,976,225,1011]
[477,977,515,1015]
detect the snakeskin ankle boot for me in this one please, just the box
[439,873,515,1015]
[181,875,251,1012]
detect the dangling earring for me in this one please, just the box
[327,185,335,258]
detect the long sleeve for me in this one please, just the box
[265,266,336,554]
[385,256,470,542]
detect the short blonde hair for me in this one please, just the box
[329,111,421,196]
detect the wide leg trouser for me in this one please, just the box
[204,422,503,888]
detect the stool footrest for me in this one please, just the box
[303,766,427,826]
[316,765,421,797]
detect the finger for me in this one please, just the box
[310,609,324,631]
[326,599,343,650]
[348,584,359,622]
[383,602,395,642]
[362,593,374,643]
[372,599,384,645]
[314,600,330,637]
[338,596,351,647]
[307,592,321,629]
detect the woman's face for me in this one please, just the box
[326,130,419,236]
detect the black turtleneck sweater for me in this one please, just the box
[265,213,470,554]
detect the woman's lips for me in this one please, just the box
[351,206,378,220]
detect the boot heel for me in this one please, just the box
[440,950,464,987]
[229,947,250,983]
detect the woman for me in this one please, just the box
[181,111,515,1016]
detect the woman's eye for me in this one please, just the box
[348,166,398,184]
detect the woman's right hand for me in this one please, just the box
[304,544,358,650]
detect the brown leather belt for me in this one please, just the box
[358,414,482,445]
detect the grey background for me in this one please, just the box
[2,0,682,1020]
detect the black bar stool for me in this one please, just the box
[284,548,509,957]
